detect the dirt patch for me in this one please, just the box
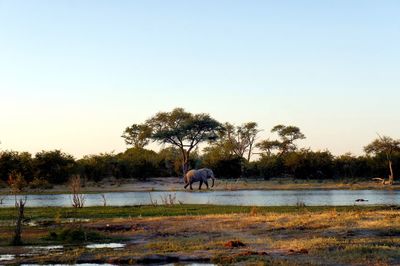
[224,240,246,248]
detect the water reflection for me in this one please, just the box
[0,190,399,207]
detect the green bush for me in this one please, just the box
[48,227,104,244]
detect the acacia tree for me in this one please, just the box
[222,122,261,162]
[121,124,152,148]
[143,108,222,177]
[364,135,400,185]
[257,125,305,156]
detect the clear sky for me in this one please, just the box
[0,0,399,158]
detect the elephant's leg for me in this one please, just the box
[199,180,203,190]
[204,180,209,189]
[190,182,193,190]
[184,182,189,189]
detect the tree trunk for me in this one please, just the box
[12,198,25,245]
[181,150,190,182]
[388,160,394,185]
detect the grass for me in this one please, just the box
[2,205,400,265]
[0,204,396,221]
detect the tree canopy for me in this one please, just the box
[142,108,223,175]
[257,125,306,156]
[364,135,400,185]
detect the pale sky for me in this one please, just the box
[1,0,400,158]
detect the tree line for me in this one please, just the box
[1,108,399,187]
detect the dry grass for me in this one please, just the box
[1,208,400,265]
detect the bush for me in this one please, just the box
[258,156,285,179]
[34,150,77,184]
[29,177,53,189]
[8,171,27,193]
[48,227,104,244]
[116,148,161,180]
[0,151,34,183]
[284,150,334,179]
[78,153,118,182]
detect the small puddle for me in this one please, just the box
[0,254,15,261]
[29,245,63,250]
[86,243,126,249]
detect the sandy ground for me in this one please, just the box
[1,177,398,194]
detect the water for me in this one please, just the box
[86,243,125,249]
[0,254,15,261]
[0,190,399,207]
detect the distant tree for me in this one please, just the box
[201,145,242,179]
[34,150,76,184]
[257,125,305,156]
[284,149,334,179]
[364,135,400,185]
[144,108,222,177]
[0,151,34,182]
[121,124,152,148]
[256,139,282,157]
[222,122,261,162]
[78,153,118,182]
[158,147,184,177]
[117,147,161,180]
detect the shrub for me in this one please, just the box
[48,227,104,244]
[29,177,53,189]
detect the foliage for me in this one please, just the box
[29,177,53,189]
[78,153,118,182]
[201,145,242,178]
[121,123,152,148]
[0,151,34,183]
[144,108,223,175]
[284,149,334,179]
[34,150,76,184]
[257,124,305,156]
[364,136,400,156]
[364,135,400,184]
[8,171,27,193]
[48,227,104,244]
[219,122,261,161]
[116,147,161,180]
[157,147,182,176]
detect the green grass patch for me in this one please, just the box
[46,227,106,244]
[0,205,397,221]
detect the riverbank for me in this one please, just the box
[0,177,398,195]
[1,205,400,265]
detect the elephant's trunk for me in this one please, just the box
[211,178,215,187]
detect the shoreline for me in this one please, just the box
[0,177,399,195]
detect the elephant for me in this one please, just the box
[184,168,215,190]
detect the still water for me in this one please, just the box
[0,190,399,207]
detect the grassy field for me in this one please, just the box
[1,205,400,265]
